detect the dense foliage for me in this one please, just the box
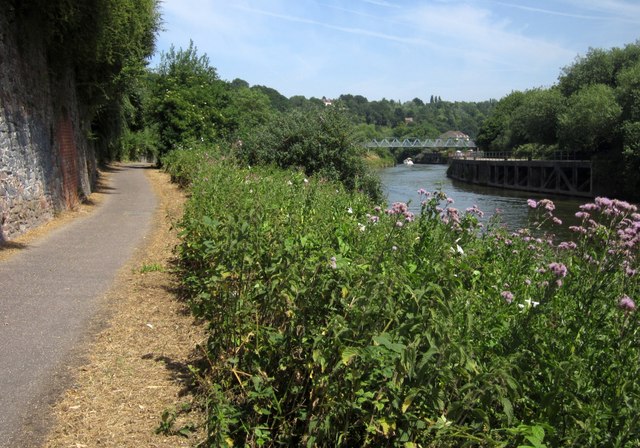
[337,95,496,142]
[2,0,161,162]
[477,41,640,199]
[236,108,382,200]
[166,148,639,447]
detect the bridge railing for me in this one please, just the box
[450,150,590,162]
[365,138,476,149]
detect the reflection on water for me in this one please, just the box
[378,164,586,235]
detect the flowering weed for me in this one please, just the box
[168,148,639,447]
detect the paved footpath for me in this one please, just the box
[0,164,157,447]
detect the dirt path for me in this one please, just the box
[1,166,205,447]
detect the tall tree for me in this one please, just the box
[149,41,230,156]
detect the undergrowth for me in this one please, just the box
[164,148,639,447]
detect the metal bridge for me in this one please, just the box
[365,137,476,150]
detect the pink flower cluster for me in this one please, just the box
[386,202,415,222]
[619,295,636,312]
[548,262,568,277]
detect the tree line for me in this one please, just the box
[476,41,640,199]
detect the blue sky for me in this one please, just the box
[153,0,640,102]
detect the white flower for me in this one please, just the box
[358,223,366,232]
[347,207,353,214]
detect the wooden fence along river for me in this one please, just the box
[447,153,592,198]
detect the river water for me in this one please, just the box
[379,164,586,235]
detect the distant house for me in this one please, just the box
[439,130,470,140]
[322,96,334,106]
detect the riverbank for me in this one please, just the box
[166,148,639,446]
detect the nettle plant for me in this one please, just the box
[169,149,639,447]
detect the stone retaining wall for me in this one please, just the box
[0,14,95,241]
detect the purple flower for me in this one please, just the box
[619,295,636,312]
[417,188,427,196]
[569,225,587,235]
[501,291,514,304]
[557,241,577,250]
[595,197,613,208]
[549,262,568,278]
[527,199,538,209]
[539,199,555,212]
[552,217,563,225]
[575,211,590,220]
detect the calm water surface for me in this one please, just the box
[379,164,587,235]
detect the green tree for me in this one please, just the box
[237,108,381,199]
[558,83,622,152]
[149,41,230,156]
[511,88,565,145]
[476,91,526,150]
[223,86,274,140]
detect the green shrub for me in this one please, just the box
[167,150,640,447]
[236,108,382,201]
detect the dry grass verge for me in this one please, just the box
[42,168,206,447]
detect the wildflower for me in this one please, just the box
[527,199,538,209]
[569,225,587,235]
[618,295,636,312]
[329,257,337,269]
[396,221,404,228]
[391,245,398,251]
[287,180,293,186]
[446,197,455,204]
[575,211,590,219]
[357,223,366,232]
[501,291,514,304]
[595,197,613,208]
[369,215,380,224]
[525,279,532,286]
[465,204,485,218]
[347,207,353,214]
[417,188,427,196]
[580,203,599,212]
[539,199,555,212]
[549,262,568,277]
[552,217,562,225]
[615,199,637,213]
[303,178,309,184]
[555,279,563,287]
[557,241,577,250]
[374,206,382,213]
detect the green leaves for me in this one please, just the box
[167,149,640,446]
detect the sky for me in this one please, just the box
[153,0,640,102]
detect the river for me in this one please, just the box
[379,164,587,235]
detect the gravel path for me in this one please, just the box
[0,164,157,447]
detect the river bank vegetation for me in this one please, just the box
[165,146,639,446]
[476,41,640,201]
[145,40,640,446]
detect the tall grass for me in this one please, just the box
[165,148,639,447]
